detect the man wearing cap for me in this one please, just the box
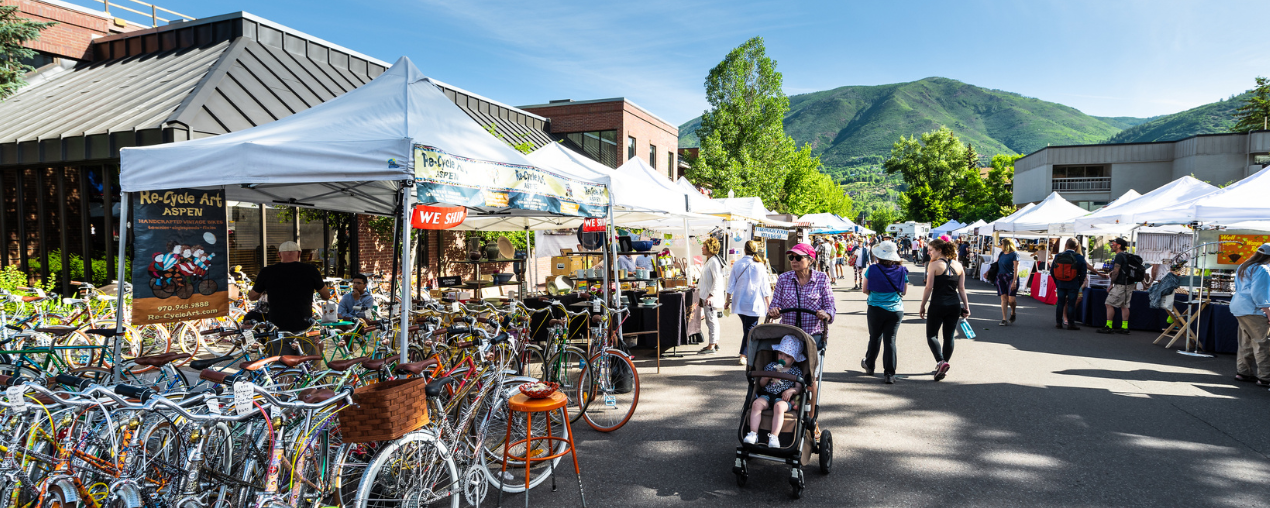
[1098,238,1134,335]
[249,241,330,351]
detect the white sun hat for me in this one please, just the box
[773,335,806,363]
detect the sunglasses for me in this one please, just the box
[787,254,807,262]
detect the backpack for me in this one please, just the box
[1121,253,1146,284]
[1052,251,1079,282]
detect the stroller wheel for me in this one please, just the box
[818,430,833,474]
[733,458,748,488]
[735,471,747,487]
[789,468,804,499]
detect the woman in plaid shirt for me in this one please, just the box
[767,243,835,351]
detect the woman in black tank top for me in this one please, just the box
[919,239,970,381]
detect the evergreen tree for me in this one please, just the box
[1233,76,1270,132]
[0,5,56,101]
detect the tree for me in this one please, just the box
[0,6,55,101]
[688,37,822,210]
[1233,76,1270,132]
[869,207,900,234]
[882,127,967,224]
[783,158,854,217]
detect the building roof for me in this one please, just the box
[0,11,552,166]
[518,97,675,129]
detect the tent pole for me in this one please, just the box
[607,188,621,350]
[397,184,415,364]
[112,192,130,382]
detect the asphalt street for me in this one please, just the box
[512,261,1270,507]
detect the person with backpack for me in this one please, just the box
[1052,238,1092,330]
[1098,238,1145,334]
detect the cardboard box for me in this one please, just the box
[551,256,585,276]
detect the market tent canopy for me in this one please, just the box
[1150,167,1270,225]
[980,203,1036,234]
[931,220,966,238]
[675,178,729,215]
[950,220,987,237]
[998,192,1087,233]
[1075,178,1216,234]
[122,56,567,216]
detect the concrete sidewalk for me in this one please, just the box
[511,263,1270,507]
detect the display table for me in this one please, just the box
[1077,289,1237,354]
[1030,272,1057,305]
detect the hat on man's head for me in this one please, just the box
[787,243,816,260]
[774,335,806,363]
[278,241,300,252]
[1258,243,1270,256]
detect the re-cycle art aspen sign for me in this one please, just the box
[131,188,229,325]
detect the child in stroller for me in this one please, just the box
[743,335,805,448]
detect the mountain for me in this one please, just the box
[679,77,1124,178]
[1093,116,1155,130]
[1102,92,1247,144]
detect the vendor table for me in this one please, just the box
[1030,272,1057,305]
[1078,289,1237,354]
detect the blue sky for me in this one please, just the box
[97,0,1270,126]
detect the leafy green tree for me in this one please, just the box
[869,207,900,234]
[0,6,55,101]
[688,37,821,210]
[1233,76,1270,132]
[882,127,967,224]
[783,156,854,217]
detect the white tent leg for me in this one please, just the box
[397,186,415,364]
[112,192,130,381]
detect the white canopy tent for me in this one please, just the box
[949,220,987,237]
[980,203,1036,234]
[931,220,965,238]
[1075,177,1217,234]
[1150,167,1270,225]
[675,177,729,215]
[998,192,1087,233]
[121,56,620,363]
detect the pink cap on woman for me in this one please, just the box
[786,243,815,259]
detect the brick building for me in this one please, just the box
[519,98,681,179]
[5,0,145,64]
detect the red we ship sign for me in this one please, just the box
[582,218,607,232]
[412,205,467,230]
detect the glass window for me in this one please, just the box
[1052,167,1066,179]
[668,152,676,177]
[650,145,657,169]
[562,130,619,168]
[628,136,636,160]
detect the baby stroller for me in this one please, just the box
[733,308,832,499]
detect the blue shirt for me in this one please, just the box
[863,265,908,312]
[997,252,1019,274]
[338,290,376,320]
[1053,249,1088,290]
[1231,264,1270,317]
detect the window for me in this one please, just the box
[668,152,676,177]
[650,145,658,169]
[1052,165,1110,191]
[628,136,636,161]
[1053,165,1108,179]
[564,130,618,167]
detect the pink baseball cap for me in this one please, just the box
[786,243,815,259]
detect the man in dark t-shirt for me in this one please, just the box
[249,241,330,334]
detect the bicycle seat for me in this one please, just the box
[298,387,337,404]
[239,356,281,371]
[199,369,241,385]
[61,298,82,306]
[133,352,192,367]
[361,358,391,371]
[278,355,321,367]
[590,314,603,324]
[86,328,123,337]
[394,358,438,376]
[20,295,44,303]
[326,357,366,372]
[547,318,565,327]
[424,377,457,397]
[189,354,236,370]
[35,326,78,336]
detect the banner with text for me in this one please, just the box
[754,227,789,240]
[413,145,609,217]
[131,189,229,325]
[1195,230,1270,269]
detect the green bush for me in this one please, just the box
[24,250,132,288]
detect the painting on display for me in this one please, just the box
[131,189,229,325]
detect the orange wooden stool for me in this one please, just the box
[496,391,586,507]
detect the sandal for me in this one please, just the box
[1257,379,1270,387]
[1235,374,1256,383]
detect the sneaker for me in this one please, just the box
[1096,327,1115,334]
[1115,328,1130,335]
[1067,324,1081,331]
[1010,312,1016,323]
[861,358,874,376]
[934,362,950,381]
[999,320,1008,326]
[738,356,747,366]
[743,432,758,444]
[884,374,895,384]
[699,345,718,354]
[1055,323,1064,329]
[767,434,781,448]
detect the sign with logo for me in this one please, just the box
[754,227,787,240]
[411,205,467,230]
[131,188,229,325]
[582,218,607,232]
[413,145,609,217]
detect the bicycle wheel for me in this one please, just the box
[521,344,545,379]
[60,329,99,369]
[479,379,568,494]
[171,321,202,359]
[578,349,640,432]
[550,346,589,423]
[112,361,190,394]
[355,431,459,508]
[333,441,382,507]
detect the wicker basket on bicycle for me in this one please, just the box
[339,377,431,443]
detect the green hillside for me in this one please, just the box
[1102,92,1248,144]
[679,77,1123,179]
[1093,116,1154,130]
